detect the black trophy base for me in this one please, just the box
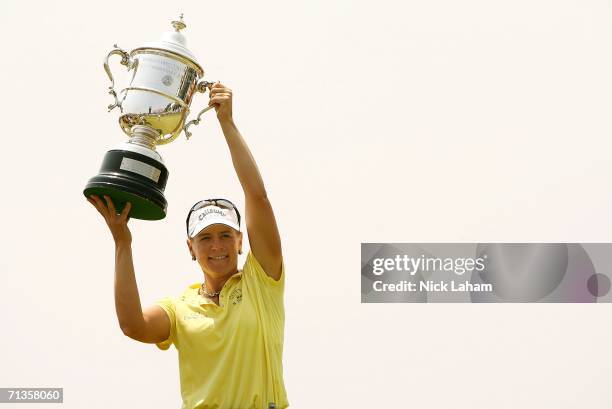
[83,148,169,221]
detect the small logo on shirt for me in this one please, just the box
[183,312,205,320]
[229,288,243,305]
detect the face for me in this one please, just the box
[187,224,243,278]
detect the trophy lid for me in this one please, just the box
[134,15,203,73]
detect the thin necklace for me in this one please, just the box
[199,283,221,298]
[199,270,242,298]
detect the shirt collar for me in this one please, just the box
[186,271,243,305]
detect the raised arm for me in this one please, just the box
[209,83,283,280]
[87,195,170,343]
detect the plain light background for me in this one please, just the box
[1,0,611,407]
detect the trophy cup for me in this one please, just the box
[84,15,214,220]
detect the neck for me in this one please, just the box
[203,269,238,293]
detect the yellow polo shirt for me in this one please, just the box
[155,251,288,409]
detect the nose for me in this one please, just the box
[210,237,224,250]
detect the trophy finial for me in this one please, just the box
[172,14,186,32]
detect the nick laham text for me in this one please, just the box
[373,280,493,292]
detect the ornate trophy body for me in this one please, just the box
[83,16,213,220]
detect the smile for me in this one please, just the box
[209,255,228,260]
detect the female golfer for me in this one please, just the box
[87,83,289,409]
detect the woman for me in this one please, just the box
[87,83,289,409]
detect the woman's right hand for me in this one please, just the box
[87,195,133,246]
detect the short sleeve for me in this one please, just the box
[154,297,176,350]
[244,251,285,291]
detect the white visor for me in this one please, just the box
[188,205,240,238]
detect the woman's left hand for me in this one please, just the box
[208,82,233,123]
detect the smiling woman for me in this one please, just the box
[87,82,289,409]
[185,199,245,293]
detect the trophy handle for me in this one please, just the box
[183,80,215,140]
[104,45,133,113]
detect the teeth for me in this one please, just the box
[210,256,227,260]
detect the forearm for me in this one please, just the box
[220,119,267,198]
[114,242,145,334]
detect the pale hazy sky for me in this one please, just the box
[1,0,611,407]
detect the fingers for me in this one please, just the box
[120,202,132,222]
[104,195,117,215]
[209,83,232,97]
[210,87,231,95]
[208,95,231,106]
[88,195,129,220]
[211,81,227,90]
[210,92,232,99]
[86,196,102,215]
[209,82,232,106]
[208,83,233,120]
[88,195,109,219]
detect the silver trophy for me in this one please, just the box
[84,15,214,220]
